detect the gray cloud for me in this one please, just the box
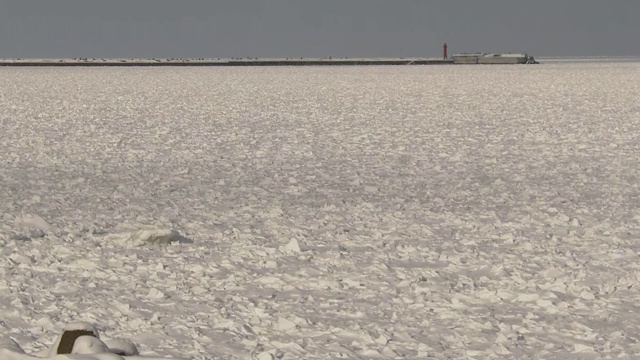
[0,0,638,58]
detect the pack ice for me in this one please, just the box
[0,322,180,359]
[2,62,640,358]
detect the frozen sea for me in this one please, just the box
[1,61,640,359]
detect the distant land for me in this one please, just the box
[0,57,452,67]
[0,54,538,66]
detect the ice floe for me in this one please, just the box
[2,62,640,358]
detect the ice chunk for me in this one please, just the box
[102,229,192,246]
[63,323,99,335]
[0,338,25,354]
[48,322,100,356]
[104,338,139,356]
[72,336,109,355]
[14,214,54,233]
[280,238,301,254]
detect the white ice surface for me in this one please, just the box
[59,322,99,334]
[71,336,110,354]
[1,62,640,358]
[1,329,179,359]
[103,338,139,356]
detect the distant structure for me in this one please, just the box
[0,44,539,67]
[452,53,538,65]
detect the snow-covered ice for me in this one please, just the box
[0,321,179,359]
[1,62,640,358]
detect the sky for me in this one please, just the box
[0,0,638,58]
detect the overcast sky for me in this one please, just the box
[0,0,638,58]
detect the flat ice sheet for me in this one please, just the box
[1,62,640,359]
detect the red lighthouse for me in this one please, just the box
[443,43,448,60]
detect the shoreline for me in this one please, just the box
[0,58,455,67]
